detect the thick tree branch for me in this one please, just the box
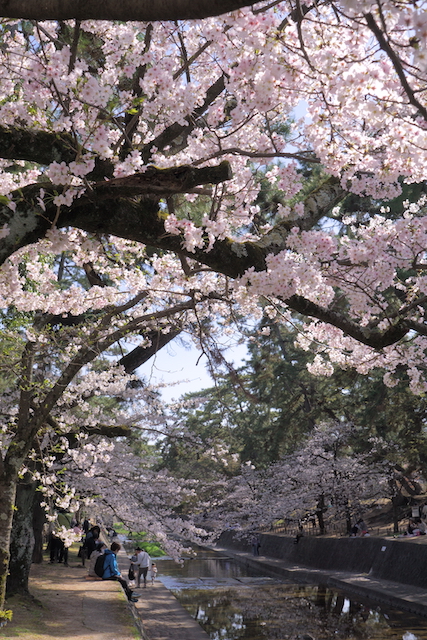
[0,125,114,179]
[119,328,182,373]
[0,162,232,265]
[0,0,259,21]
[0,164,417,351]
[0,74,227,173]
[286,294,409,349]
[60,175,344,277]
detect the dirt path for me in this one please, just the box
[1,550,140,640]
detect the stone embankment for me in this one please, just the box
[217,530,427,617]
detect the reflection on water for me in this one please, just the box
[154,550,427,640]
[157,550,271,590]
[174,584,427,640]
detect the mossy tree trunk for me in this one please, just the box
[0,475,17,611]
[6,475,37,596]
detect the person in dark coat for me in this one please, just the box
[82,525,100,566]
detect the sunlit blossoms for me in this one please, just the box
[2,0,427,611]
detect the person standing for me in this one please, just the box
[150,562,157,585]
[82,525,100,567]
[135,546,151,588]
[251,535,261,556]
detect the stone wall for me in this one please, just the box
[218,530,427,588]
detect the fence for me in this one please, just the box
[263,520,403,538]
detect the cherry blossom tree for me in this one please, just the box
[0,2,427,382]
[202,423,391,535]
[58,436,210,558]
[0,233,239,607]
[2,0,427,613]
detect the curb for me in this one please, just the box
[213,545,427,619]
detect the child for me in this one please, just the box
[150,562,157,585]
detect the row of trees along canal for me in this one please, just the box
[3,0,427,620]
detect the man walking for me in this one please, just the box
[135,546,151,588]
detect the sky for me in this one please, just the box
[137,337,248,403]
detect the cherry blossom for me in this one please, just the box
[2,0,427,612]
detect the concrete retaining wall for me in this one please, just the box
[219,530,427,588]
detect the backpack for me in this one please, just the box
[94,553,105,578]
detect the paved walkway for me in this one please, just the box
[131,581,209,640]
[116,552,209,640]
[0,562,138,640]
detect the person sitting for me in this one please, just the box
[88,541,107,578]
[411,518,426,535]
[102,542,138,602]
[406,518,417,535]
[417,518,427,534]
[356,519,368,536]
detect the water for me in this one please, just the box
[153,548,427,640]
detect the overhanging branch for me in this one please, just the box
[0,162,232,265]
[0,0,260,21]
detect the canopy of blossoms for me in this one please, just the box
[1,0,427,611]
[0,2,426,387]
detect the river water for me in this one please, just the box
[152,547,427,640]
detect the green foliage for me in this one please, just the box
[113,523,165,556]
[162,319,427,480]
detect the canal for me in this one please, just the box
[151,547,427,640]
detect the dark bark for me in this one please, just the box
[32,492,45,564]
[316,494,326,535]
[0,162,232,267]
[0,0,259,21]
[119,327,182,373]
[0,475,16,610]
[392,498,400,534]
[7,475,36,596]
[0,126,113,180]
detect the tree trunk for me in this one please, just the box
[345,506,352,535]
[32,492,46,564]
[6,475,36,596]
[392,496,401,534]
[316,494,326,535]
[0,475,17,610]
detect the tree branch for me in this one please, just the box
[119,327,182,373]
[0,161,232,265]
[0,73,227,173]
[0,0,260,21]
[364,12,427,122]
[0,125,114,179]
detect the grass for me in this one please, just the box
[113,522,166,557]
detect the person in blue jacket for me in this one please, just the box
[102,542,138,602]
